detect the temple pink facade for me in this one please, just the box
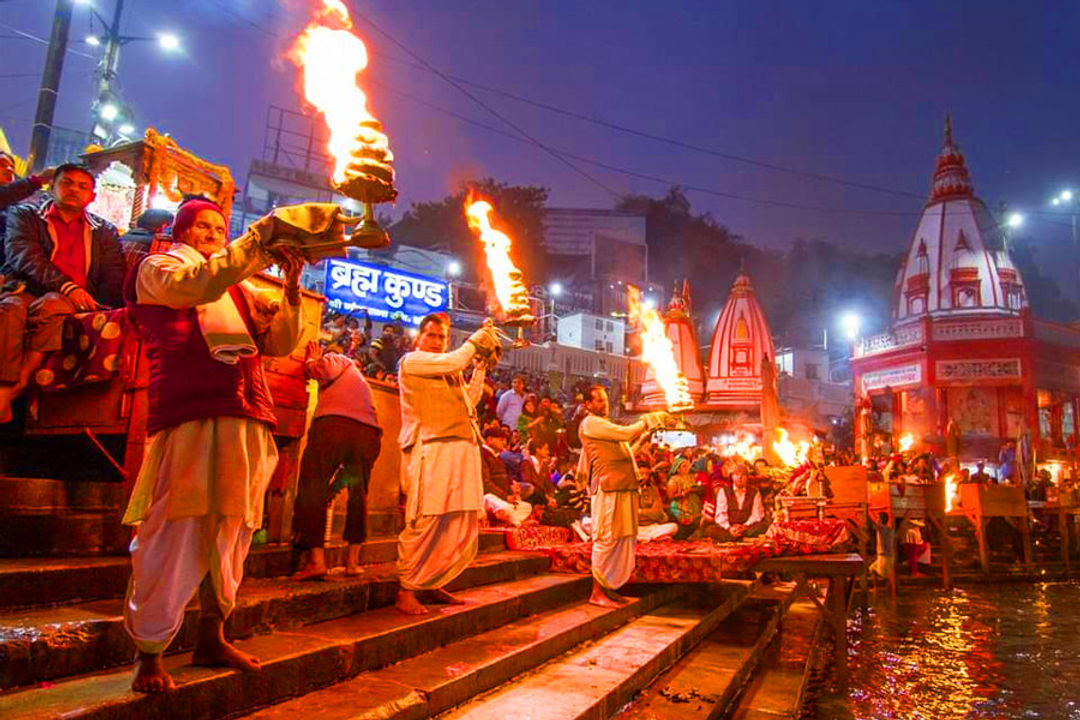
[852,116,1080,462]
[704,271,775,410]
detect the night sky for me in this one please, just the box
[2,1,1079,290]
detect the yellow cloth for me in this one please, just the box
[397,511,478,590]
[590,488,638,590]
[122,416,278,529]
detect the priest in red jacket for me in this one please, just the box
[120,197,345,693]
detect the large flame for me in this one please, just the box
[465,199,531,318]
[627,285,694,412]
[289,0,391,185]
[943,473,959,513]
[898,433,915,453]
[718,433,761,461]
[773,427,811,468]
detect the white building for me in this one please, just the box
[557,312,626,355]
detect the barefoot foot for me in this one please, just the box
[132,652,176,693]
[395,589,429,615]
[426,588,466,605]
[588,587,622,608]
[192,639,261,672]
[291,562,327,581]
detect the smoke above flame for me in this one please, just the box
[628,285,693,413]
[288,0,391,185]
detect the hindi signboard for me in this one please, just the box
[323,258,449,326]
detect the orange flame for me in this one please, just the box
[628,285,693,412]
[773,427,811,468]
[289,0,391,184]
[465,199,530,317]
[718,434,761,461]
[898,433,915,453]
[943,473,959,513]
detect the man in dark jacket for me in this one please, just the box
[0,163,124,422]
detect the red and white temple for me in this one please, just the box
[851,115,1080,463]
[636,272,777,440]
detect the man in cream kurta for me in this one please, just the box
[395,313,501,615]
[578,386,668,607]
[122,199,314,693]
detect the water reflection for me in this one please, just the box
[814,582,1080,719]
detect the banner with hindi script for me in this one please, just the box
[323,258,449,326]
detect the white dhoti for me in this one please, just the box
[590,488,638,590]
[122,417,277,654]
[396,441,482,591]
[637,522,678,543]
[483,493,533,526]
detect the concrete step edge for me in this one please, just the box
[439,581,756,720]
[238,584,687,720]
[0,572,593,720]
[0,551,550,689]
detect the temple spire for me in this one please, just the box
[944,111,954,150]
[929,113,973,203]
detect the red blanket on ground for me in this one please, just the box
[497,518,851,583]
[33,309,128,391]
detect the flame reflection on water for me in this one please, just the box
[814,582,1080,719]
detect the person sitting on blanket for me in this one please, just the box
[704,463,770,543]
[481,426,532,526]
[666,456,703,540]
[638,469,678,543]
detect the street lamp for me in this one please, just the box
[80,0,181,144]
[840,312,861,341]
[446,260,461,277]
[1006,212,1024,229]
[1049,189,1080,300]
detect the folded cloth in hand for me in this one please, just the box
[258,203,384,262]
[165,244,257,364]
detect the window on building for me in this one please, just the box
[595,339,604,351]
[805,363,820,380]
[595,318,603,330]
[605,341,613,353]
[606,321,614,332]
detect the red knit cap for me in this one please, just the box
[171,198,225,240]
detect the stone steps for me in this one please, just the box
[238,585,694,720]
[613,592,789,720]
[727,600,825,720]
[0,550,547,689]
[438,581,756,720]
[0,571,592,720]
[0,531,509,610]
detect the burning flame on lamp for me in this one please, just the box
[773,428,811,468]
[627,284,694,413]
[289,0,395,246]
[465,198,535,346]
[718,434,761,461]
[943,473,959,513]
[899,433,915,453]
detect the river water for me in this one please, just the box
[811,581,1080,720]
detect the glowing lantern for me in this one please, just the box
[899,433,915,453]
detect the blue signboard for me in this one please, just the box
[323,257,449,326]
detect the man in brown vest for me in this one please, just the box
[395,313,501,615]
[577,386,669,607]
[704,463,769,542]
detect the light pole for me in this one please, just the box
[82,0,180,144]
[1050,190,1080,300]
[547,282,562,340]
[28,0,75,172]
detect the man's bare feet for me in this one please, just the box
[291,562,327,581]
[604,588,632,605]
[192,618,261,672]
[395,589,428,615]
[132,652,176,693]
[427,587,466,605]
[588,586,622,608]
[345,545,364,576]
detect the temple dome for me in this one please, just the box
[641,280,706,407]
[704,270,775,407]
[893,115,1027,322]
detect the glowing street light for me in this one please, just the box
[98,102,119,121]
[86,35,102,46]
[549,282,563,297]
[157,33,180,51]
[841,311,861,341]
[118,123,135,135]
[1006,212,1024,229]
[446,260,461,277]
[1063,190,1074,202]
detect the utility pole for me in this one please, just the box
[97,0,125,111]
[27,0,74,173]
